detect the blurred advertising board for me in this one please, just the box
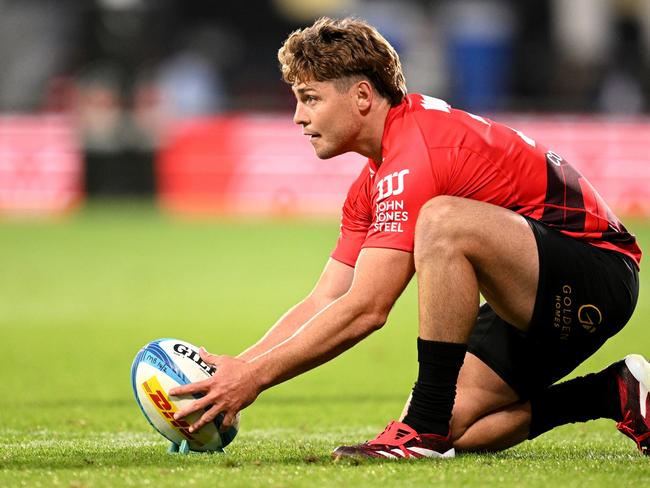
[157,114,650,217]
[157,115,365,217]
[0,116,82,216]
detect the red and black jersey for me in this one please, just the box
[332,94,642,268]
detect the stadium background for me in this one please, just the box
[1,1,650,486]
[2,0,650,215]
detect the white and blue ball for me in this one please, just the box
[131,338,239,452]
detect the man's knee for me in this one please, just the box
[414,196,471,263]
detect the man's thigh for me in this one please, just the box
[416,196,539,331]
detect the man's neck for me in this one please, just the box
[355,101,392,165]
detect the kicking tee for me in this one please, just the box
[332,94,642,268]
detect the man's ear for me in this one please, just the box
[355,80,373,113]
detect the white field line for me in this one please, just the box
[0,427,380,450]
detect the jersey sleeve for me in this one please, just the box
[330,166,373,267]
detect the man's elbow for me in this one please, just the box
[360,308,389,333]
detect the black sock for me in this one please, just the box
[528,363,622,439]
[402,338,467,436]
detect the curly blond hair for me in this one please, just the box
[278,17,407,106]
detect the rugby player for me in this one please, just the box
[171,17,649,459]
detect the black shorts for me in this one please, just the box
[467,217,639,399]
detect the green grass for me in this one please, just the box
[0,201,648,487]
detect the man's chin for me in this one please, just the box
[315,152,336,160]
[313,145,342,160]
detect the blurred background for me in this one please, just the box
[1,0,650,216]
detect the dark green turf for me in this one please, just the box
[1,201,648,487]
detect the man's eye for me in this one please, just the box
[306,96,317,103]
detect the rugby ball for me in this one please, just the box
[131,338,239,452]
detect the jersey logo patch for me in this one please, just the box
[376,169,409,202]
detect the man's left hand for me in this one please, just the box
[169,347,260,433]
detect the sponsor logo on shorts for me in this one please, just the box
[142,376,194,440]
[578,304,602,333]
[553,286,603,337]
[554,285,573,340]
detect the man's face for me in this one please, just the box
[291,80,361,159]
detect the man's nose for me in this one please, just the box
[293,103,308,126]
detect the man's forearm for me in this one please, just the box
[249,294,386,390]
[237,295,323,362]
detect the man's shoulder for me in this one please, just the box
[390,94,540,157]
[386,94,469,148]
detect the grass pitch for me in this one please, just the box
[1,201,648,487]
